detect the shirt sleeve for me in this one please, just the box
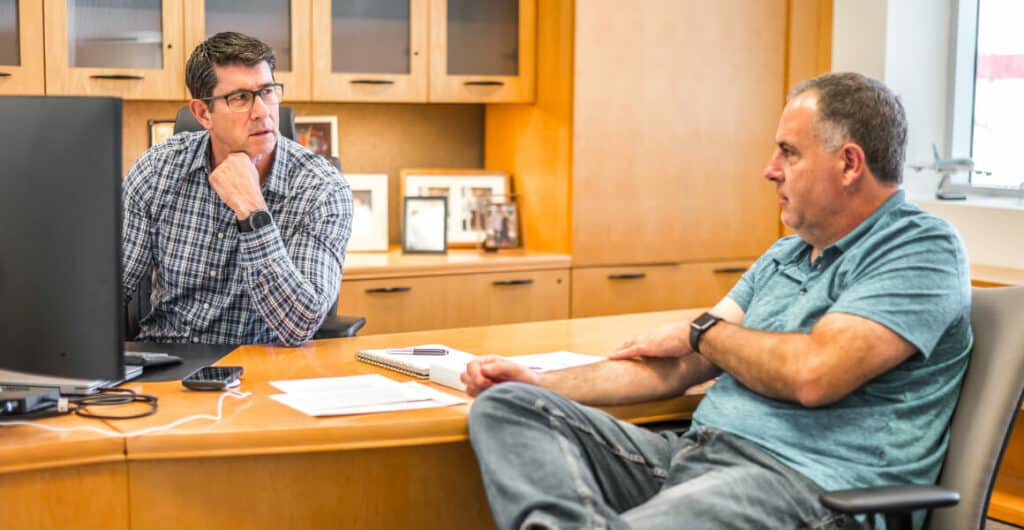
[827,222,968,358]
[238,178,353,346]
[121,153,155,303]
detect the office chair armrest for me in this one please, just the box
[313,314,367,339]
[820,485,959,515]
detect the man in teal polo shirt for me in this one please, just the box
[460,72,971,530]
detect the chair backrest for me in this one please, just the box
[929,286,1024,529]
[173,105,296,140]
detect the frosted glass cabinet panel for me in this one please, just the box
[429,0,534,103]
[44,0,184,99]
[312,0,427,102]
[0,0,45,95]
[183,0,312,100]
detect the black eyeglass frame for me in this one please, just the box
[199,82,285,113]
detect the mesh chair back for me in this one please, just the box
[929,286,1024,529]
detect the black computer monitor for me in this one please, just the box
[0,96,123,380]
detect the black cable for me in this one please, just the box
[71,388,159,420]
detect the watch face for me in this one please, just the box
[250,210,272,229]
[691,312,720,330]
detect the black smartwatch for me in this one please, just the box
[689,312,723,353]
[237,210,273,233]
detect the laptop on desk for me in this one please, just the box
[0,365,143,396]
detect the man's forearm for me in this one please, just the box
[539,354,721,406]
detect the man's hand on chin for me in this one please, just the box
[209,152,268,219]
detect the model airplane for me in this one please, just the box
[909,144,988,200]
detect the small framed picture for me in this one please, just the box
[148,119,175,147]
[400,169,511,247]
[402,196,448,254]
[295,115,339,158]
[482,197,521,250]
[346,173,389,252]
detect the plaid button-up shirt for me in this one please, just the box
[122,131,353,345]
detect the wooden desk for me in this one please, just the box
[1,310,697,530]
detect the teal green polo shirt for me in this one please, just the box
[692,190,972,493]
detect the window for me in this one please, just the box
[952,0,1024,190]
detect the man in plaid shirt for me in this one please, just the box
[122,32,353,345]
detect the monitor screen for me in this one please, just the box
[0,96,123,380]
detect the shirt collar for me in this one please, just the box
[188,132,290,197]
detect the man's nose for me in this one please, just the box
[250,93,270,119]
[763,150,784,181]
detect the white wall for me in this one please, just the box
[831,0,1024,269]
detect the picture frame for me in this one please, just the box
[482,196,521,250]
[400,169,511,247]
[402,196,448,254]
[295,115,339,158]
[345,173,389,252]
[148,119,175,147]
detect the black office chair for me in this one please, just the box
[820,286,1024,529]
[124,106,365,341]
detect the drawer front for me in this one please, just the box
[676,260,752,310]
[449,269,569,328]
[339,276,448,335]
[571,265,686,318]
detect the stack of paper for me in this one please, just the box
[269,374,465,417]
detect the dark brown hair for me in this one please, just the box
[185,32,276,102]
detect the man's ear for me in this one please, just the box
[839,143,867,187]
[188,99,214,131]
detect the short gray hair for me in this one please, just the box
[789,72,908,185]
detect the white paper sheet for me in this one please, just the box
[269,374,466,417]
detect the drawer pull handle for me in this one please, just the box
[492,279,533,286]
[608,273,646,280]
[464,80,504,86]
[0,72,11,77]
[90,74,145,80]
[712,267,748,274]
[365,286,411,294]
[351,79,395,85]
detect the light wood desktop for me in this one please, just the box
[0,310,702,530]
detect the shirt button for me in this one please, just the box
[203,303,210,309]
[218,232,225,239]
[192,337,200,343]
[209,270,218,277]
[799,288,808,296]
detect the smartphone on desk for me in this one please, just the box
[181,366,243,391]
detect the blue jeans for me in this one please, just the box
[468,383,861,530]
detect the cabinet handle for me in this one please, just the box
[365,286,412,294]
[492,279,534,286]
[0,72,11,77]
[608,273,646,280]
[712,267,748,274]
[350,79,395,85]
[464,80,505,86]
[90,74,144,80]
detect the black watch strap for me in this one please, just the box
[237,210,272,233]
[689,312,723,353]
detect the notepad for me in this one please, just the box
[355,344,477,378]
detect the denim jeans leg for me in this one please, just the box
[468,382,679,530]
[622,428,862,530]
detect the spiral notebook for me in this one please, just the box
[355,344,477,378]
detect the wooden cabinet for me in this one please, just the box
[571,260,751,318]
[340,249,569,334]
[184,0,312,101]
[0,0,45,95]
[429,0,536,103]
[312,0,534,103]
[43,0,185,100]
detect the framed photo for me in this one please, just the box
[346,173,389,252]
[482,197,521,250]
[402,196,448,254]
[400,169,511,247]
[295,115,339,158]
[148,119,175,147]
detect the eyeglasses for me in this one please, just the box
[201,83,284,113]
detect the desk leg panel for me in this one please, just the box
[128,441,496,530]
[0,462,128,530]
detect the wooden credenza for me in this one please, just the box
[340,248,571,335]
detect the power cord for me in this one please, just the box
[73,387,158,420]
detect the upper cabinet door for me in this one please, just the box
[183,0,311,101]
[43,0,185,100]
[429,0,535,103]
[312,0,428,102]
[0,0,44,95]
